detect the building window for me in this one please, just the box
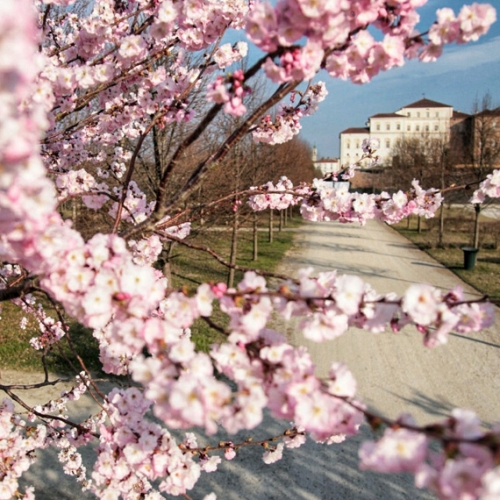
[426,111,430,118]
[425,125,429,132]
[407,125,411,131]
[397,123,401,130]
[385,139,390,148]
[417,112,420,117]
[416,125,420,131]
[386,123,390,131]
[376,124,380,131]
[347,141,350,149]
[408,112,411,117]
[434,124,439,131]
[435,112,439,117]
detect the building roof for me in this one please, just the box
[370,113,401,118]
[340,127,369,134]
[315,158,339,163]
[475,107,500,117]
[452,110,470,119]
[401,98,452,109]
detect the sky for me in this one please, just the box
[298,0,500,159]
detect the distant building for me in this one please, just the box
[339,98,469,167]
[466,108,500,168]
[312,145,340,176]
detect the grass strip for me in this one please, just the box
[392,208,500,301]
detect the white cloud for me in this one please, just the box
[425,36,500,74]
[377,36,500,82]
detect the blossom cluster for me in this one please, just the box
[470,169,500,204]
[271,269,493,346]
[301,178,444,225]
[247,176,302,211]
[213,42,249,69]
[56,168,109,210]
[206,69,252,116]
[92,387,203,499]
[40,0,245,180]
[0,0,59,274]
[360,409,500,499]
[109,181,155,225]
[248,175,444,226]
[425,4,497,61]
[252,82,328,144]
[246,0,496,85]
[0,399,43,500]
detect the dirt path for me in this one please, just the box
[16,219,500,499]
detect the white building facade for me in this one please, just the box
[312,145,340,176]
[339,98,460,167]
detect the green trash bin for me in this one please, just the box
[461,247,479,270]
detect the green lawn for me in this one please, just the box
[393,207,500,302]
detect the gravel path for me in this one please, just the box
[16,219,500,499]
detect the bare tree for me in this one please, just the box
[384,136,457,236]
[465,93,500,248]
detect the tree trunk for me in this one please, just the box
[279,209,283,232]
[417,215,422,234]
[252,212,258,261]
[268,209,273,243]
[227,209,239,288]
[407,214,411,229]
[438,204,445,247]
[162,242,175,287]
[152,125,162,181]
[284,206,288,227]
[438,164,445,247]
[473,203,481,248]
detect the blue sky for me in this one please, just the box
[299,1,500,158]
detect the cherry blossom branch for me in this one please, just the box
[112,112,163,232]
[34,289,108,403]
[181,427,304,456]
[51,48,171,126]
[0,379,63,391]
[0,276,37,302]
[1,386,99,438]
